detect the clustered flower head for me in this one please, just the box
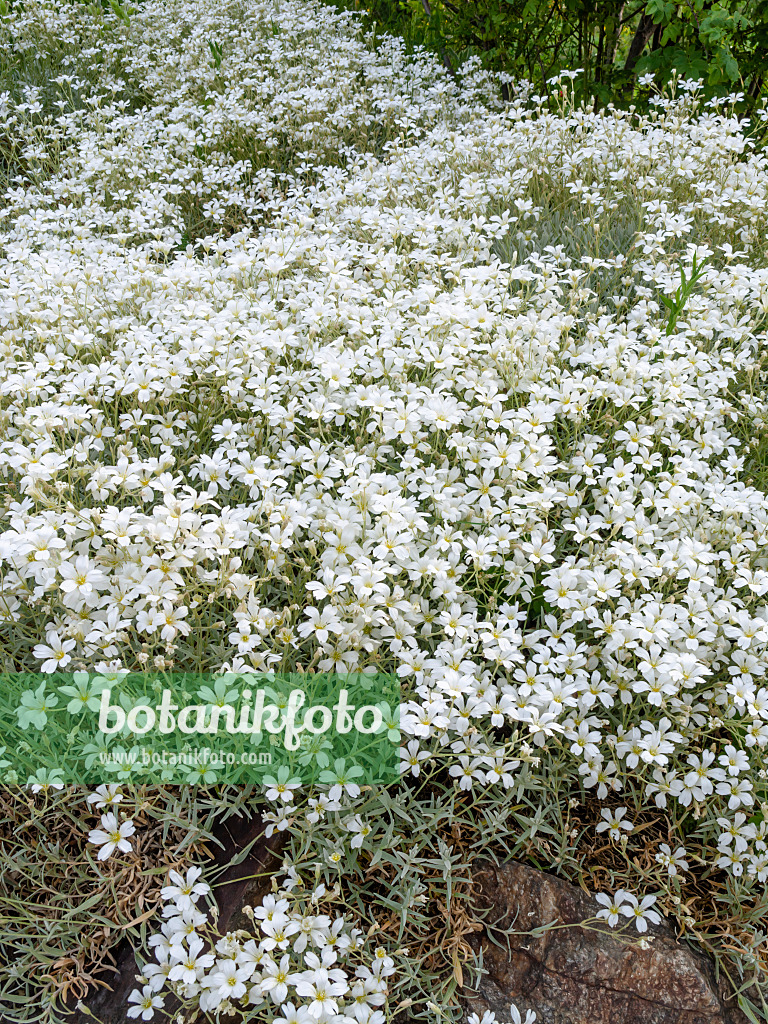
[3,0,768,1013]
[129,864,394,1021]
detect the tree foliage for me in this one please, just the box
[336,0,768,109]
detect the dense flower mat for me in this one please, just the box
[1,0,768,1019]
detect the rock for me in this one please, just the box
[465,861,750,1024]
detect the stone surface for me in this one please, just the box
[465,861,749,1024]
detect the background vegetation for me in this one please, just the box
[328,0,768,111]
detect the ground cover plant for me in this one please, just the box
[1,0,768,1021]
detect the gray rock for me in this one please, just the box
[465,861,750,1024]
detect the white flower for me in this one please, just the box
[595,889,631,928]
[264,767,303,803]
[206,959,251,1002]
[274,1003,316,1024]
[510,1003,537,1024]
[466,1012,497,1024]
[595,806,633,841]
[168,935,215,985]
[620,893,662,933]
[160,866,211,912]
[655,843,689,877]
[32,631,76,673]
[87,813,136,861]
[718,744,749,776]
[86,784,123,809]
[344,814,373,849]
[294,964,349,1019]
[258,953,300,1004]
[126,985,164,1020]
[59,556,108,607]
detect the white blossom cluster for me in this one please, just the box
[468,1006,536,1024]
[3,0,768,974]
[126,864,393,1022]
